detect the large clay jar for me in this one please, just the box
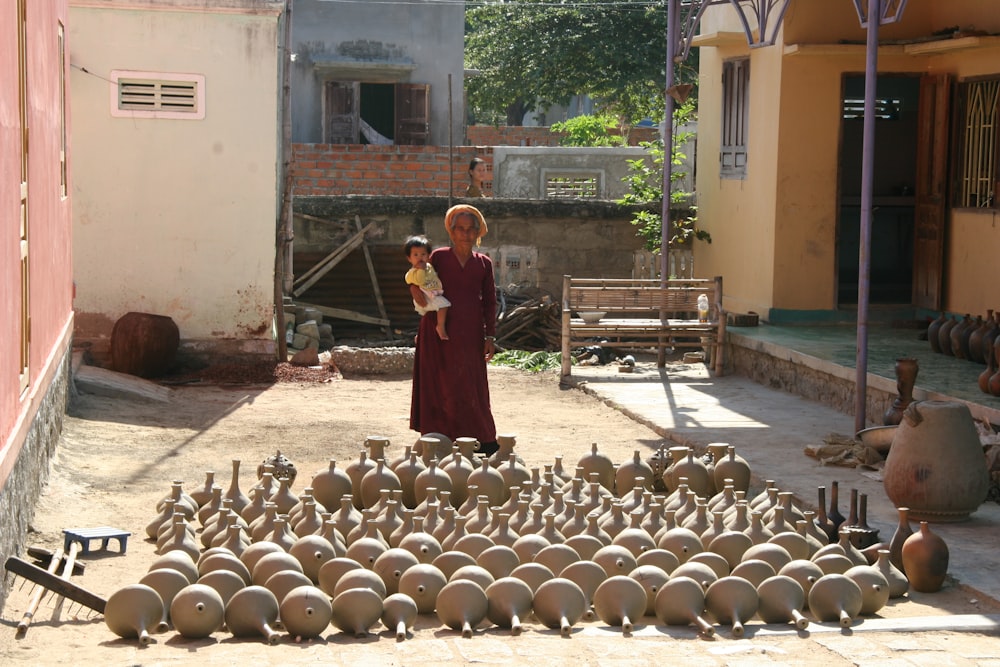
[577,442,615,492]
[937,315,958,356]
[713,445,751,494]
[615,450,655,495]
[532,577,587,636]
[436,579,488,638]
[653,575,715,636]
[883,401,989,522]
[310,460,353,512]
[927,312,946,353]
[104,584,165,644]
[110,311,179,378]
[280,585,333,641]
[888,506,913,572]
[169,583,225,639]
[671,450,712,499]
[979,341,998,394]
[901,521,949,592]
[950,314,972,360]
[225,585,281,644]
[883,358,918,426]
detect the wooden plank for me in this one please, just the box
[73,365,173,403]
[4,556,106,613]
[292,221,377,296]
[294,301,390,327]
[355,215,390,339]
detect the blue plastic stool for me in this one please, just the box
[63,527,131,555]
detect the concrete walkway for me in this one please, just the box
[565,359,1000,605]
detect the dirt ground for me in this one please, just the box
[1,362,998,666]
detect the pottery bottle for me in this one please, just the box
[225,585,281,644]
[844,564,889,615]
[981,312,1000,365]
[310,459,353,511]
[807,573,863,627]
[654,575,715,636]
[827,481,846,534]
[967,313,989,363]
[344,451,375,510]
[484,576,533,635]
[990,336,1000,396]
[380,592,418,640]
[756,574,809,629]
[937,315,958,355]
[883,357,919,426]
[950,314,972,359]
[158,481,197,520]
[714,446,752,494]
[170,583,224,639]
[190,471,216,509]
[576,442,616,492]
[436,578,489,637]
[104,584,165,644]
[616,450,655,496]
[705,575,759,637]
[223,460,251,515]
[748,479,777,511]
[927,312,946,353]
[359,459,402,510]
[281,585,334,640]
[874,549,909,598]
[901,521,949,592]
[980,340,998,394]
[887,506,913,572]
[442,451,475,508]
[533,577,588,636]
[593,575,647,634]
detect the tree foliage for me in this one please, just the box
[466,0,698,125]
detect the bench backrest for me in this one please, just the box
[564,276,722,318]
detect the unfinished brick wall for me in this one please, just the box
[466,125,659,147]
[292,144,493,197]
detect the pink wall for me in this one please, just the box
[1,0,74,486]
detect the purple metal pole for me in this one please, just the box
[854,0,880,433]
[661,0,679,284]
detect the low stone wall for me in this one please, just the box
[331,346,414,377]
[0,348,71,610]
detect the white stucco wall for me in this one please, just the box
[69,0,283,347]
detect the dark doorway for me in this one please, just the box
[837,75,920,305]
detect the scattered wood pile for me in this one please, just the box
[495,289,560,352]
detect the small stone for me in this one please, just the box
[290,347,320,366]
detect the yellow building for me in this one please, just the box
[693,0,1000,322]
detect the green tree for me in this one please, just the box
[619,98,709,252]
[465,1,698,125]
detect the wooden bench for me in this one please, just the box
[560,275,726,377]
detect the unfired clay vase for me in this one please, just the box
[653,576,715,636]
[169,583,224,639]
[559,560,607,612]
[105,584,165,644]
[251,551,304,587]
[149,551,199,584]
[381,592,418,640]
[373,548,419,596]
[264,570,313,607]
[433,550,477,580]
[705,576,758,637]
[280,585,333,641]
[844,564,890,615]
[714,446,751,494]
[532,577,587,636]
[591,544,637,578]
[656,526,704,564]
[310,460,353,513]
[225,585,281,644]
[289,534,337,583]
[360,459,402,509]
[139,568,189,627]
[346,451,376,510]
[330,586,383,637]
[239,541,284,576]
[883,401,990,522]
[223,459,251,515]
[592,575,647,634]
[671,561,719,590]
[477,545,521,580]
[484,576,534,635]
[510,562,556,595]
[616,450,655,495]
[196,569,245,609]
[317,557,363,598]
[398,563,447,614]
[730,559,776,588]
[628,564,670,617]
[807,573,863,627]
[199,551,251,586]
[334,569,387,600]
[778,559,824,597]
[874,549,909,598]
[637,548,680,575]
[742,542,792,573]
[436,579,488,638]
[756,574,809,629]
[688,551,731,580]
[901,521,949,592]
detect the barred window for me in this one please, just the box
[955,77,999,208]
[544,172,601,199]
[721,58,749,179]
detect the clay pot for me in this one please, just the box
[441,451,474,507]
[392,452,427,510]
[672,450,712,499]
[534,544,581,578]
[432,550,478,580]
[628,564,670,617]
[149,551,199,584]
[139,568,189,627]
[398,528,443,565]
[827,481,846,535]
[656,526,704,564]
[330,586,382,637]
[636,548,680,575]
[251,551,303,587]
[671,561,719,590]
[196,569,245,609]
[372,548,419,596]
[688,551,731,580]
[397,563,447,614]
[269,479,300,516]
[808,573,863,627]
[707,530,753,570]
[592,575,647,634]
[317,557,363,598]
[345,451,376,510]
[778,559,824,597]
[756,574,809,629]
[334,568,387,600]
[436,579,488,637]
[559,560,607,614]
[199,551,252,586]
[705,576,758,637]
[713,446,751,494]
[345,528,389,567]
[511,533,551,564]
[223,460,251,515]
[883,401,990,522]
[742,542,792,573]
[105,584,165,644]
[169,583,224,639]
[967,315,987,363]
[532,577,588,636]
[927,312,946,353]
[289,534,337,583]
[576,442,615,492]
[380,592,417,640]
[449,564,495,591]
[265,570,313,607]
[590,544,636,578]
[653,576,715,636]
[902,521,949,592]
[980,342,998,394]
[360,459,402,510]
[310,460,353,512]
[239,541,284,576]
[616,450,655,495]
[874,549,909,598]
[844,564,890,615]
[813,553,854,575]
[280,585,333,641]
[225,585,281,644]
[477,545,521,580]
[730,559,777,588]
[937,315,958,355]
[484,576,534,634]
[565,532,605,561]
[888,506,913,573]
[950,314,973,360]
[884,358,919,426]
[509,562,556,594]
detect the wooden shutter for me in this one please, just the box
[395,83,429,146]
[324,81,359,144]
[912,74,951,310]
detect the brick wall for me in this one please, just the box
[292,144,494,198]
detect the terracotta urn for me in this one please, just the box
[807,573,863,627]
[532,577,587,636]
[330,586,383,637]
[901,521,949,592]
[436,579,488,637]
[653,575,715,637]
[397,563,447,614]
[279,585,333,641]
[705,575,758,637]
[484,576,534,635]
[883,401,989,522]
[169,583,225,639]
[225,585,281,644]
[756,574,809,629]
[380,592,418,640]
[104,584,165,644]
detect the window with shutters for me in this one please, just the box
[954,76,999,209]
[720,58,750,179]
[323,81,429,145]
[110,71,206,120]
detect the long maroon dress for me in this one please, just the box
[410,246,497,443]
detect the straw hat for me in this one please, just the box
[444,205,488,245]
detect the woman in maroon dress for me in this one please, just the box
[409,205,499,456]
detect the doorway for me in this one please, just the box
[836,74,920,306]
